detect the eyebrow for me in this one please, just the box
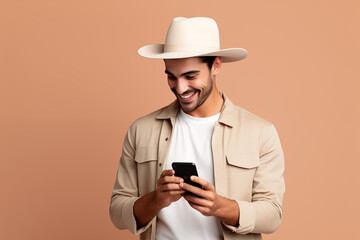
[164,70,200,77]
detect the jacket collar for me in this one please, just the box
[155,100,179,126]
[218,93,236,127]
[156,92,236,127]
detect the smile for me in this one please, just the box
[178,91,197,103]
[179,91,196,99]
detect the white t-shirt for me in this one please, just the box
[156,109,223,240]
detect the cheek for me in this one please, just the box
[190,80,203,90]
[197,81,208,91]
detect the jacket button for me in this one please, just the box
[159,163,162,167]
[165,137,169,141]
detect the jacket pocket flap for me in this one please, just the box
[226,153,259,169]
[134,147,158,163]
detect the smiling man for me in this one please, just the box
[109,17,285,240]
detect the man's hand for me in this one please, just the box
[180,176,218,216]
[180,176,240,227]
[155,169,185,208]
[133,169,185,228]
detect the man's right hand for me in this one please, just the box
[133,169,185,228]
[155,169,185,208]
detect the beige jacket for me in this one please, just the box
[109,94,285,240]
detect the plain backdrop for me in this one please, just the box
[1,0,359,239]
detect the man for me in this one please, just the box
[109,17,285,240]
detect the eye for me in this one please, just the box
[167,75,176,80]
[186,75,196,80]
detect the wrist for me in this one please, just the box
[133,191,162,228]
[151,191,165,212]
[215,196,239,227]
[213,195,226,218]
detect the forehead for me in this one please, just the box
[164,57,206,73]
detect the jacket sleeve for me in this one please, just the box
[224,124,285,234]
[109,123,154,234]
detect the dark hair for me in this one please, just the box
[199,56,217,70]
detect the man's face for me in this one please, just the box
[164,57,214,115]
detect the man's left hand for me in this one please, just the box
[179,175,239,227]
[180,175,220,216]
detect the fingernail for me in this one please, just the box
[180,183,184,187]
[191,176,195,180]
[179,179,184,183]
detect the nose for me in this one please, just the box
[173,78,188,94]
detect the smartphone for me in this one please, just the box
[172,162,202,188]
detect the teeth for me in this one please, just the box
[180,92,195,99]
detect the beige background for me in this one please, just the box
[1,0,359,239]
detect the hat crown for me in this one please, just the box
[164,17,220,53]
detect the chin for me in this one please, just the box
[179,104,193,113]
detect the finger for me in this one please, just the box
[158,175,184,185]
[160,169,175,177]
[161,189,186,195]
[180,182,206,198]
[164,175,184,184]
[187,201,212,216]
[183,193,211,207]
[159,183,184,192]
[190,176,215,191]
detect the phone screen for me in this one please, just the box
[172,162,202,188]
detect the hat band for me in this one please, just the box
[164,44,220,53]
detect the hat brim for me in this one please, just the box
[138,44,248,63]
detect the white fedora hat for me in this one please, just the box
[138,17,248,63]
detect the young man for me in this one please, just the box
[109,17,285,240]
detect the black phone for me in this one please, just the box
[172,162,202,188]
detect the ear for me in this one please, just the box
[211,56,222,76]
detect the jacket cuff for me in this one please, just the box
[122,197,155,234]
[223,200,255,234]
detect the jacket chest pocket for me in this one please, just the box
[225,153,259,200]
[226,153,259,168]
[134,147,158,195]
